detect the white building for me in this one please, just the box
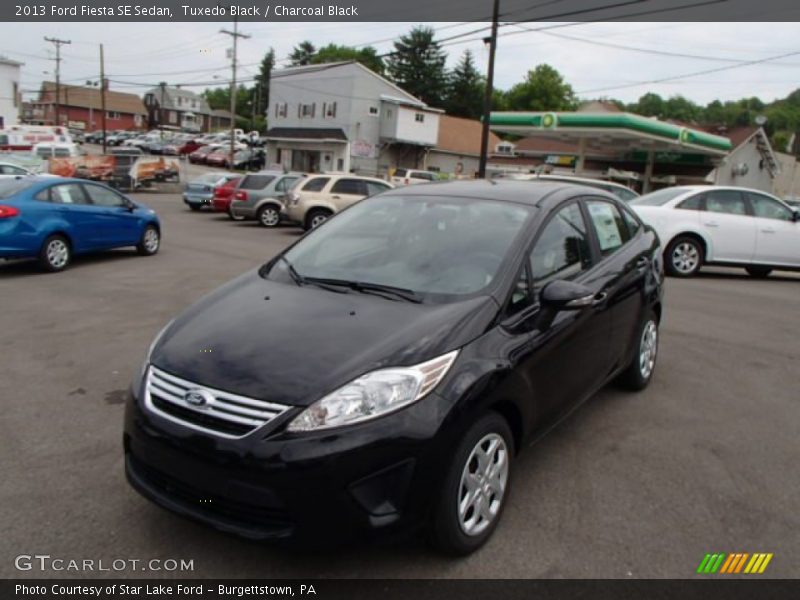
[708,126,779,192]
[0,57,23,128]
[265,61,442,175]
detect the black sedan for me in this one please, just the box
[124,180,664,554]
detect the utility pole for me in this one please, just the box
[477,0,500,179]
[220,18,250,165]
[44,36,71,128]
[100,43,107,153]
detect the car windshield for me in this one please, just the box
[264,194,533,300]
[631,187,692,206]
[0,178,36,199]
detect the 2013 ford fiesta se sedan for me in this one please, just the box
[124,180,664,555]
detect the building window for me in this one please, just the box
[108,111,121,120]
[324,102,337,118]
[13,82,18,108]
[495,142,515,155]
[275,103,288,118]
[169,111,177,124]
[300,103,315,118]
[368,106,379,116]
[415,113,425,123]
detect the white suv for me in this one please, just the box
[390,168,438,186]
[284,174,394,230]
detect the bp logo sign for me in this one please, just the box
[541,113,557,128]
[679,128,691,144]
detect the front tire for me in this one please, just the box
[39,234,71,272]
[746,266,772,278]
[137,225,160,256]
[429,412,513,555]
[665,236,704,277]
[257,205,281,228]
[188,204,200,212]
[616,310,659,391]
[305,208,332,231]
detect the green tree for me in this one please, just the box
[504,64,576,111]
[202,85,252,118]
[254,48,275,118]
[629,93,665,118]
[386,26,448,106]
[444,50,485,119]
[289,41,316,66]
[310,44,384,75]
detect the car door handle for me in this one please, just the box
[635,256,649,269]
[591,292,608,307]
[331,195,341,199]
[761,228,776,234]
[703,221,720,227]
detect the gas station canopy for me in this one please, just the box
[490,111,732,155]
[489,111,732,192]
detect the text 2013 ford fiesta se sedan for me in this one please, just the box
[124,180,664,554]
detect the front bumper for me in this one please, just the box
[123,381,452,543]
[183,193,213,206]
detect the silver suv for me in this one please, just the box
[283,173,394,230]
[229,171,304,227]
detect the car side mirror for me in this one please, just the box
[540,280,595,311]
[793,210,800,222]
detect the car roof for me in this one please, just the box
[519,174,636,193]
[382,179,616,208]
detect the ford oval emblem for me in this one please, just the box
[184,389,213,408]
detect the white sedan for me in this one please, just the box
[631,185,800,278]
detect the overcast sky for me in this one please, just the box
[2,21,799,107]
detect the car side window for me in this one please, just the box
[748,193,793,221]
[677,194,703,210]
[331,179,367,196]
[705,190,747,216]
[586,200,631,257]
[276,177,299,192]
[621,205,642,237]
[50,184,88,205]
[302,177,330,192]
[83,184,126,207]
[530,202,593,290]
[0,165,27,175]
[366,182,390,196]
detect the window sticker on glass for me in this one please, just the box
[587,202,625,254]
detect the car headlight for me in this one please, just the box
[287,350,459,432]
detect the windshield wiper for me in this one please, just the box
[302,277,423,303]
[278,255,306,286]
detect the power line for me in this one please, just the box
[577,48,800,94]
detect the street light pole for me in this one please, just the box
[477,0,500,179]
[221,18,250,166]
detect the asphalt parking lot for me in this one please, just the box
[1,188,799,579]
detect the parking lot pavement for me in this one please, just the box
[1,193,798,579]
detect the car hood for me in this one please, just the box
[151,269,498,407]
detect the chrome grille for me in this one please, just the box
[144,366,291,439]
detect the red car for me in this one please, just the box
[188,145,221,164]
[179,140,204,156]
[204,150,231,168]
[211,177,243,217]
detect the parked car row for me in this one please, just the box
[184,171,394,230]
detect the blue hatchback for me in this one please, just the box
[0,176,161,272]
